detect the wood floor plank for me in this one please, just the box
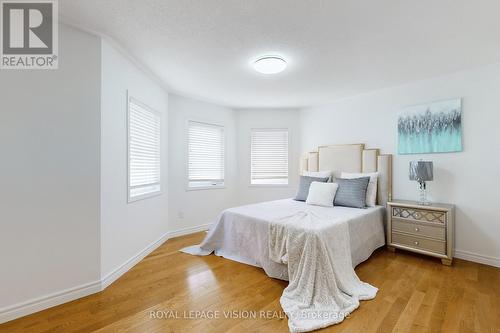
[1,232,498,333]
[392,290,425,333]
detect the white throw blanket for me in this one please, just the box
[268,210,377,332]
[181,206,379,332]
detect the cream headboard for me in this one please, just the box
[300,144,392,206]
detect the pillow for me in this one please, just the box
[341,172,379,207]
[302,170,333,182]
[333,177,370,208]
[306,182,339,207]
[294,175,330,201]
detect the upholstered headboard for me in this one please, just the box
[300,144,392,206]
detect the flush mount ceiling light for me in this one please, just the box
[253,56,287,74]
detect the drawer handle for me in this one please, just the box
[415,227,420,232]
[414,241,419,246]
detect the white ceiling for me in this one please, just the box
[61,0,500,108]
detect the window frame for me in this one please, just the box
[127,93,162,203]
[249,128,290,187]
[185,119,226,191]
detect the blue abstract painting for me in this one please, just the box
[398,98,462,154]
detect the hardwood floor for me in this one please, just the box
[1,232,499,333]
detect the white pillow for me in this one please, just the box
[303,170,333,182]
[306,182,339,207]
[341,172,379,207]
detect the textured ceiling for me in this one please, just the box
[61,0,500,108]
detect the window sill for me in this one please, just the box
[186,185,226,191]
[128,190,163,203]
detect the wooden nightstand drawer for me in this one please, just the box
[392,206,446,224]
[392,218,445,240]
[392,232,446,254]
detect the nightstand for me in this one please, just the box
[387,200,454,265]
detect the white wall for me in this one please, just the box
[0,25,101,309]
[167,103,301,231]
[235,109,301,204]
[100,40,169,279]
[168,94,238,232]
[300,63,500,266]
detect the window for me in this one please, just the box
[251,129,289,185]
[188,121,225,189]
[128,96,161,202]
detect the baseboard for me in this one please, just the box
[454,249,500,268]
[100,231,171,289]
[0,223,211,324]
[0,280,101,324]
[166,223,212,238]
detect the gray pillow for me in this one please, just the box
[333,177,370,208]
[294,176,330,201]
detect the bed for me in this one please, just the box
[182,144,392,332]
[184,199,386,281]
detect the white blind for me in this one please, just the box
[188,121,225,188]
[251,129,289,185]
[128,97,161,201]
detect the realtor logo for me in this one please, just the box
[1,0,58,69]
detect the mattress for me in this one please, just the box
[186,198,386,281]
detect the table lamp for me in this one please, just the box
[409,160,433,205]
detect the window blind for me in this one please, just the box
[251,129,289,185]
[188,121,225,188]
[128,97,161,201]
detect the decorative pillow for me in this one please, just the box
[341,172,379,207]
[294,176,330,201]
[306,182,339,207]
[302,170,333,182]
[333,177,371,208]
